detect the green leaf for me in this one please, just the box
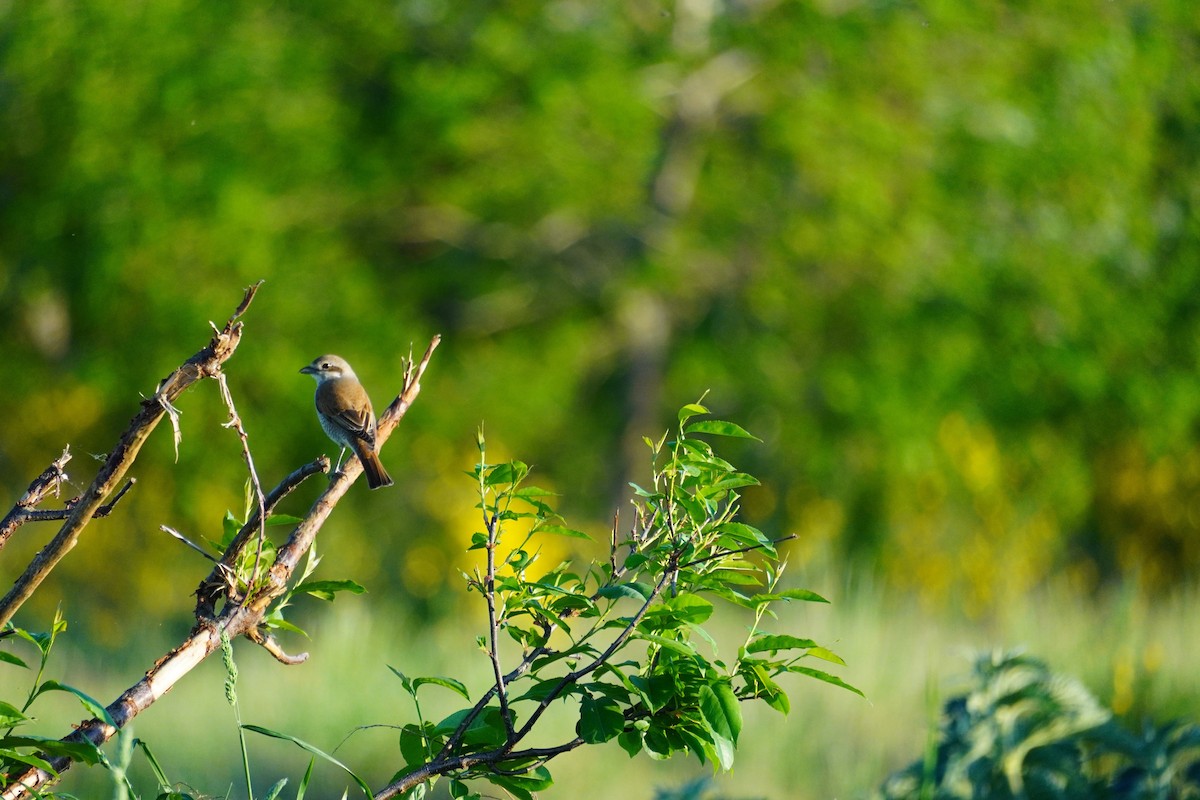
[632,632,696,656]
[33,680,116,728]
[677,403,710,423]
[296,757,316,800]
[242,725,373,796]
[412,676,470,701]
[262,778,288,800]
[399,723,429,766]
[617,729,643,758]
[746,634,819,654]
[533,523,592,540]
[596,582,654,602]
[0,650,29,668]
[684,420,760,441]
[806,646,847,666]
[512,486,558,498]
[787,666,866,698]
[485,766,553,798]
[577,694,625,744]
[134,738,172,789]
[629,675,676,713]
[698,683,741,770]
[295,579,367,601]
[753,588,830,604]
[1,735,103,765]
[0,746,57,775]
[221,509,241,546]
[0,700,30,727]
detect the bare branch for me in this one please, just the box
[246,627,309,665]
[0,283,261,629]
[0,447,72,550]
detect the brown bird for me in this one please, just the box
[300,354,393,489]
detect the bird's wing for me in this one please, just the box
[316,384,377,447]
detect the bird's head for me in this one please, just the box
[300,354,356,383]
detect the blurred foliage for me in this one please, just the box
[2,0,1200,643]
[877,650,1200,800]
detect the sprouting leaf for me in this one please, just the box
[806,646,847,666]
[684,420,761,441]
[0,650,29,668]
[752,588,829,605]
[746,634,819,654]
[0,700,31,726]
[533,524,592,540]
[2,735,103,765]
[677,403,710,423]
[484,766,553,800]
[295,579,367,601]
[787,666,866,698]
[596,582,654,602]
[412,676,471,701]
[513,486,558,498]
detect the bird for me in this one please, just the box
[300,354,393,489]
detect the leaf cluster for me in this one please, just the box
[381,402,858,799]
[877,650,1200,800]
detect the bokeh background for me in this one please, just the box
[2,0,1199,797]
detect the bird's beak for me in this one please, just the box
[300,365,316,375]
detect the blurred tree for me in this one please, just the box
[1,0,1199,643]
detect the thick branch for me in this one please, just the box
[0,282,261,629]
[4,335,441,797]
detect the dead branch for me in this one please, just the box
[0,447,72,550]
[1,333,441,798]
[0,281,262,630]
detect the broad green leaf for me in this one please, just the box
[263,617,308,636]
[746,634,819,654]
[596,582,654,602]
[698,683,739,770]
[806,646,847,666]
[412,676,470,701]
[1,735,103,765]
[577,694,625,743]
[684,420,761,441]
[753,588,830,604]
[399,723,429,766]
[0,746,57,775]
[0,700,30,727]
[677,403,709,423]
[484,766,553,800]
[0,650,29,668]
[617,729,643,758]
[512,486,558,498]
[242,724,373,796]
[629,675,676,713]
[533,523,592,540]
[295,579,367,601]
[632,632,696,656]
[788,666,866,698]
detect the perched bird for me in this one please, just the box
[300,354,393,489]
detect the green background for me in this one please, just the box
[2,1,1198,797]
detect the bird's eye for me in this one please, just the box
[322,362,331,369]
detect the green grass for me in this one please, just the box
[39,568,1200,800]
